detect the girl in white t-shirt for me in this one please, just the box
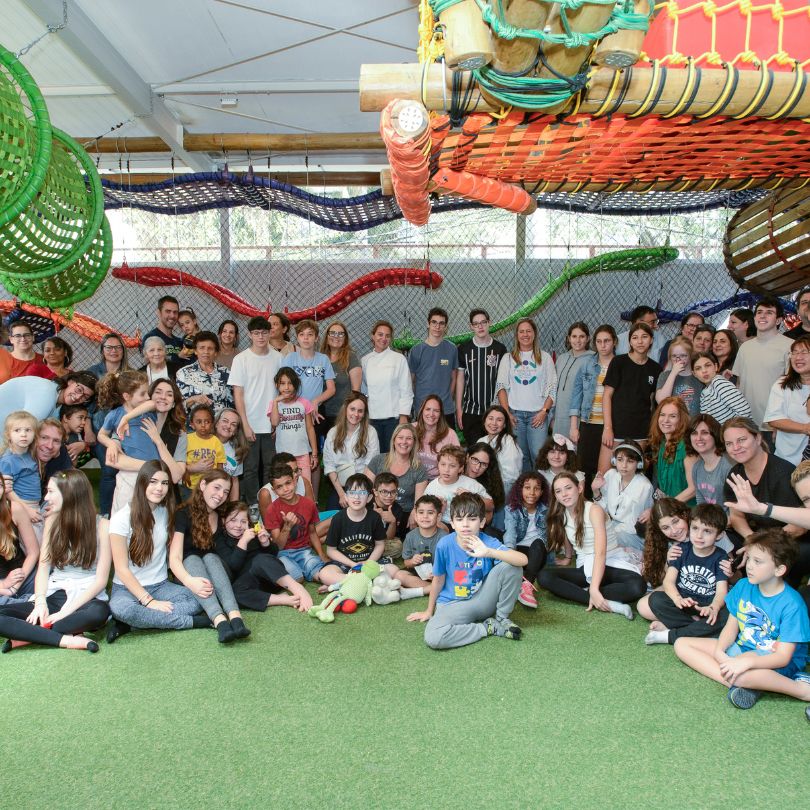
[0,470,110,652]
[269,367,317,482]
[107,460,204,642]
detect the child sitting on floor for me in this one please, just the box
[644,503,730,645]
[407,492,527,648]
[371,471,404,559]
[397,494,447,594]
[591,440,653,551]
[674,527,810,712]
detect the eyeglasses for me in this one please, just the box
[327,331,346,338]
[671,353,690,360]
[375,489,397,497]
[468,457,489,469]
[471,320,489,327]
[102,344,123,351]
[429,320,447,327]
[10,333,32,340]
[346,490,369,497]
[790,349,810,357]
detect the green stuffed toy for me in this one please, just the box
[308,560,381,623]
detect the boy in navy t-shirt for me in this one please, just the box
[407,492,527,649]
[674,528,810,712]
[645,504,730,645]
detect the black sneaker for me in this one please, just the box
[727,686,761,709]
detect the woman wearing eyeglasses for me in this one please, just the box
[320,320,362,438]
[5,321,42,379]
[87,333,131,379]
[763,335,810,465]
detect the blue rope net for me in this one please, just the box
[101,172,769,230]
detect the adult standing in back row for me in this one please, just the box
[228,316,281,507]
[408,308,460,428]
[732,296,792,449]
[455,309,507,445]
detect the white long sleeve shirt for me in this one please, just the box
[361,348,414,420]
[323,424,380,482]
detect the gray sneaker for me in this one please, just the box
[727,686,761,709]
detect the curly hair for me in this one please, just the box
[96,370,148,411]
[535,436,578,474]
[507,471,549,511]
[185,469,232,552]
[642,498,691,587]
[648,396,690,463]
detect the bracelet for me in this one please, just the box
[763,503,774,518]
[9,585,17,595]
[139,594,150,605]
[144,597,154,607]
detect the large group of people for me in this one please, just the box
[0,292,808,719]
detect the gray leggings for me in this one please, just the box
[424,562,522,650]
[184,553,239,621]
[110,580,201,630]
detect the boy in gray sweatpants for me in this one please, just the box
[407,492,527,649]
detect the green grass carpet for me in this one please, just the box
[1,590,807,809]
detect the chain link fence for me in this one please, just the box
[3,196,743,368]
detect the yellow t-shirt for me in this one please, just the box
[185,433,226,489]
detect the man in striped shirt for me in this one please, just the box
[455,309,507,444]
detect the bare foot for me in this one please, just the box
[317,584,329,594]
[10,639,31,650]
[649,621,667,632]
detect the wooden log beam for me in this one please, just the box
[99,170,386,187]
[359,62,810,119]
[78,133,385,154]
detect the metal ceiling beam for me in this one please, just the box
[23,0,211,171]
[155,80,358,95]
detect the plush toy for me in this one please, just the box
[308,560,381,623]
[371,568,402,605]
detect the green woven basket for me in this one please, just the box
[0,127,103,277]
[0,213,113,309]
[0,43,52,227]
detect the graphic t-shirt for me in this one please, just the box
[434,531,503,603]
[668,541,728,604]
[270,397,313,457]
[655,373,704,416]
[263,495,319,551]
[326,509,386,563]
[282,352,336,404]
[185,433,226,489]
[725,578,810,671]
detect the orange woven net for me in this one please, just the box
[428,110,810,189]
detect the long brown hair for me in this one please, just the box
[129,460,175,568]
[320,320,354,370]
[643,498,691,587]
[0,477,17,560]
[186,470,231,552]
[43,470,97,570]
[546,472,585,552]
[149,378,186,436]
[413,395,451,453]
[648,396,690,463]
[332,392,371,458]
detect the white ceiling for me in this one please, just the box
[6,0,419,174]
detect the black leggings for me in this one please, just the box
[0,590,109,647]
[231,554,289,612]
[519,540,548,585]
[577,421,603,497]
[538,565,646,605]
[648,590,728,643]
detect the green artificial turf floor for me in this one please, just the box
[1,587,807,809]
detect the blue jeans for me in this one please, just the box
[110,580,201,630]
[371,418,399,454]
[510,409,547,472]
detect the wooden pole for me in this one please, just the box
[99,171,385,187]
[490,0,550,75]
[78,133,386,153]
[536,3,614,81]
[439,0,495,70]
[359,62,810,119]
[592,0,650,69]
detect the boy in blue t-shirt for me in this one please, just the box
[674,528,810,712]
[407,492,527,649]
[645,504,730,645]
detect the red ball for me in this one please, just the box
[340,599,358,614]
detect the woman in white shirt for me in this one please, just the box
[361,320,413,453]
[764,335,810,465]
[0,470,109,652]
[497,318,557,472]
[107,460,204,642]
[323,392,380,508]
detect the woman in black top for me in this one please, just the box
[0,476,39,603]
